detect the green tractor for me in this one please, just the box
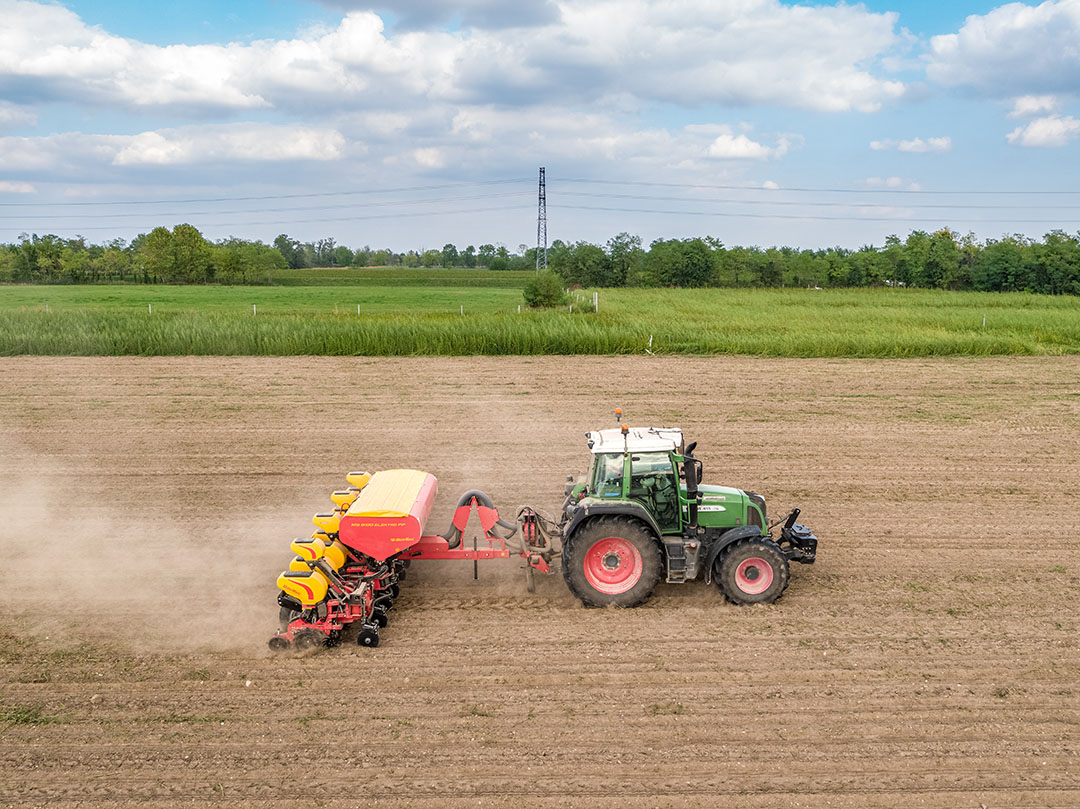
[556,415,817,607]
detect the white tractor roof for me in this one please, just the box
[587,427,684,455]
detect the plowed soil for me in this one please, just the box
[1,356,1079,808]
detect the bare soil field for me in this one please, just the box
[1,355,1078,808]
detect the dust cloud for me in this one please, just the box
[0,439,295,653]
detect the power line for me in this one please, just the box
[554,203,1080,225]
[0,204,536,233]
[558,190,1080,211]
[0,178,534,207]
[11,186,1075,224]
[0,190,532,220]
[555,177,1080,196]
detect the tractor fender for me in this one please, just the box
[703,526,766,584]
[563,501,663,545]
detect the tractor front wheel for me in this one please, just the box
[563,517,662,608]
[716,538,789,605]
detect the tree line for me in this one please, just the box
[0,227,536,284]
[0,226,285,284]
[2,224,1080,294]
[271,235,534,271]
[547,229,1080,294]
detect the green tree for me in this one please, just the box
[273,234,305,269]
[956,231,981,290]
[441,243,459,267]
[0,247,15,282]
[523,270,567,307]
[59,246,90,283]
[1032,230,1080,294]
[756,247,784,287]
[461,245,477,268]
[645,238,714,287]
[973,236,1024,291]
[924,228,960,289]
[141,227,175,282]
[211,244,245,283]
[880,235,903,285]
[900,230,931,286]
[552,241,612,287]
[605,232,643,287]
[333,245,354,267]
[171,224,213,283]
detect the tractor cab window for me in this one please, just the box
[591,453,625,497]
[629,452,679,531]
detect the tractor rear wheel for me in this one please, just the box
[563,517,662,608]
[716,538,789,605]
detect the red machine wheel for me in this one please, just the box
[734,557,774,594]
[716,539,789,605]
[564,517,661,608]
[583,537,644,595]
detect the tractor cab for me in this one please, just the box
[584,426,687,533]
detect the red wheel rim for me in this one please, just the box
[734,557,774,595]
[583,537,643,595]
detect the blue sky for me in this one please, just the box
[2,0,1079,251]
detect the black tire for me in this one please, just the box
[563,516,662,608]
[278,606,300,632]
[293,629,327,650]
[716,538,789,605]
[357,628,380,648]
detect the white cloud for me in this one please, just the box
[1006,115,1080,147]
[928,1,1080,97]
[0,180,34,193]
[864,176,920,191]
[869,136,951,153]
[0,0,906,116]
[317,0,562,30]
[111,124,345,166]
[762,180,779,190]
[899,136,951,153]
[707,131,793,161]
[1009,94,1059,118]
[409,147,446,168]
[0,124,347,173]
[0,102,36,132]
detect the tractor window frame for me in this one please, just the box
[591,452,626,498]
[628,451,680,532]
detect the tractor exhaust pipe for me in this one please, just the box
[683,450,702,531]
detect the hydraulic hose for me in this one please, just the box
[440,490,518,549]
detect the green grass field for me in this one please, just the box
[1,279,1078,356]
